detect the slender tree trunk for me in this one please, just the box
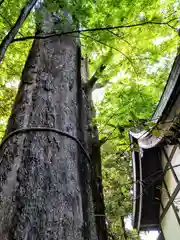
[0,8,97,240]
[90,121,108,240]
[0,0,38,63]
[81,59,108,240]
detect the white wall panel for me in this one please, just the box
[161,206,180,240]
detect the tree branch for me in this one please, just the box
[121,216,128,240]
[84,50,114,90]
[0,13,25,37]
[11,18,178,43]
[0,0,5,8]
[93,80,110,90]
[0,0,38,63]
[107,29,131,46]
[107,29,142,52]
[81,33,139,79]
[86,64,106,90]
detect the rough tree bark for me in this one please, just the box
[90,126,108,240]
[0,7,97,240]
[81,58,108,240]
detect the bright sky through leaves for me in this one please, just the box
[0,0,180,239]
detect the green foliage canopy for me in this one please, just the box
[0,0,179,239]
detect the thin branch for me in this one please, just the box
[107,29,142,68]
[0,0,38,63]
[86,50,115,90]
[81,33,139,78]
[107,29,131,46]
[86,64,106,90]
[99,127,117,146]
[11,18,178,43]
[167,23,177,30]
[107,29,142,53]
[81,33,121,53]
[166,10,177,20]
[97,115,117,136]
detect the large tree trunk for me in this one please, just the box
[0,8,97,240]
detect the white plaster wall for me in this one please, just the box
[162,148,177,196]
[161,206,180,240]
[161,146,180,240]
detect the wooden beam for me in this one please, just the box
[160,182,180,221]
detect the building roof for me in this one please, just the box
[129,54,180,231]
